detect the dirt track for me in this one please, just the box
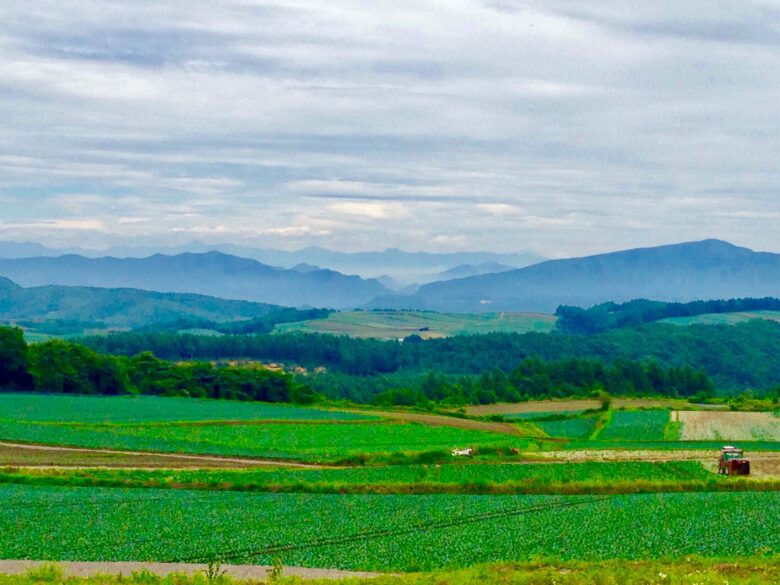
[361,410,534,436]
[0,560,381,580]
[0,442,328,469]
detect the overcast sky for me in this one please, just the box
[1,1,779,257]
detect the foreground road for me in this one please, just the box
[0,561,382,580]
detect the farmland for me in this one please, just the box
[596,410,670,441]
[662,310,780,326]
[2,485,778,571]
[274,310,557,339]
[2,392,780,578]
[676,410,780,441]
[0,419,525,463]
[0,393,373,424]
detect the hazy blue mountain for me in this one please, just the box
[0,252,388,309]
[366,240,780,313]
[0,241,542,284]
[424,262,515,283]
[0,276,280,328]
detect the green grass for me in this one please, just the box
[0,461,717,494]
[0,420,523,463]
[274,310,557,340]
[2,485,778,571]
[662,310,780,327]
[597,410,669,441]
[0,393,372,423]
[502,410,585,421]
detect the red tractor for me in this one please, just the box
[718,446,750,476]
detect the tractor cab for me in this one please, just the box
[718,446,750,476]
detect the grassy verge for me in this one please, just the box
[3,463,778,496]
[5,558,780,584]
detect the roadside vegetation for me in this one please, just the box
[5,558,780,585]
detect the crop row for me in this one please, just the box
[1,485,778,571]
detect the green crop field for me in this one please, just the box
[0,393,372,423]
[1,485,778,571]
[662,310,780,327]
[0,420,523,463]
[274,310,557,339]
[537,417,599,439]
[597,410,669,441]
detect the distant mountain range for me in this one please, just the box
[2,239,778,314]
[0,252,387,309]
[0,241,541,284]
[0,276,279,329]
[366,240,780,313]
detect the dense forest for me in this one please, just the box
[0,327,311,403]
[309,358,714,405]
[134,308,332,335]
[80,319,780,394]
[556,297,780,334]
[0,325,716,406]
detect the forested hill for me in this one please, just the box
[0,276,285,329]
[367,240,780,313]
[82,319,780,393]
[0,252,389,309]
[556,297,780,334]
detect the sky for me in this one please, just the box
[0,1,779,258]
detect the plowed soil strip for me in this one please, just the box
[0,442,327,469]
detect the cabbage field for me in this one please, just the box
[597,410,670,441]
[0,419,523,462]
[2,484,778,571]
[0,393,372,423]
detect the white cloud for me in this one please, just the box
[0,1,778,254]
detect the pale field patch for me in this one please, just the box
[676,411,780,441]
[465,399,600,416]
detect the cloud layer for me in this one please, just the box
[1,1,779,256]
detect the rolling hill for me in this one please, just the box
[274,310,557,339]
[0,276,282,330]
[366,240,780,313]
[0,252,388,309]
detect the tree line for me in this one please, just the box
[81,319,780,393]
[556,297,780,334]
[309,357,714,407]
[0,325,719,406]
[0,327,312,403]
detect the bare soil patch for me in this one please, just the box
[0,442,326,469]
[464,400,600,416]
[676,411,780,441]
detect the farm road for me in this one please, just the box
[0,442,329,469]
[0,561,381,580]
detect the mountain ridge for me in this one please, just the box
[365,239,780,313]
[0,251,388,309]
